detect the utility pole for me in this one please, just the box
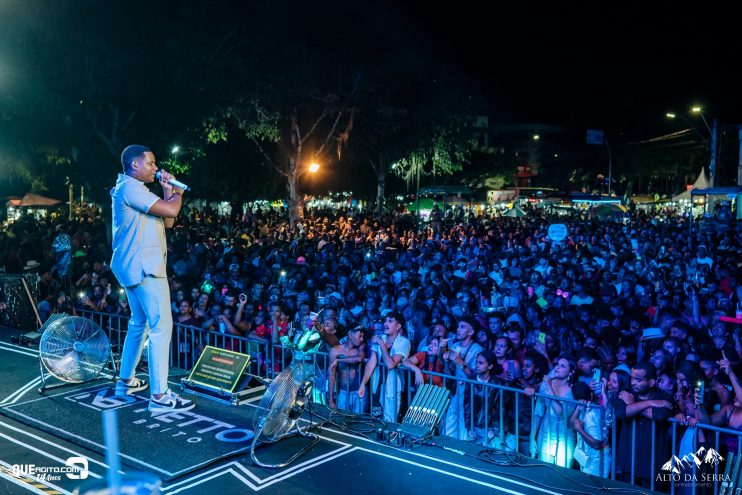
[606,138,613,196]
[710,119,718,187]
[68,182,74,220]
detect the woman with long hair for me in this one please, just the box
[493,335,521,383]
[675,361,704,419]
[533,355,577,467]
[605,369,631,396]
[402,337,445,387]
[600,368,631,470]
[475,326,493,352]
[464,350,506,446]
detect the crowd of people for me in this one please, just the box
[1,200,740,489]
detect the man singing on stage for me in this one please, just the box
[111,144,194,414]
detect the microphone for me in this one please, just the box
[155,171,190,192]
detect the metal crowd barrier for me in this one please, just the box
[666,418,742,495]
[79,310,742,493]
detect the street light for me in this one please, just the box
[171,145,180,154]
[691,106,712,135]
[308,163,320,173]
[669,106,721,188]
[665,112,708,143]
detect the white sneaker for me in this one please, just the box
[114,377,148,396]
[148,389,195,415]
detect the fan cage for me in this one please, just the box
[39,316,111,383]
[253,362,316,442]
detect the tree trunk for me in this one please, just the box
[287,169,304,228]
[376,170,386,218]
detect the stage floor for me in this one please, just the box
[0,327,660,495]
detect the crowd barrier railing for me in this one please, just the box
[665,418,742,495]
[78,309,742,492]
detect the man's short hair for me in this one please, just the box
[577,348,600,363]
[458,316,480,334]
[121,144,151,172]
[506,323,523,336]
[633,361,657,381]
[386,310,406,330]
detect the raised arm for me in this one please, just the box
[719,352,742,400]
[147,171,184,224]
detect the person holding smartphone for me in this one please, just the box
[358,312,411,422]
[113,290,131,318]
[233,292,254,334]
[442,318,484,440]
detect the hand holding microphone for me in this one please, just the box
[155,171,190,192]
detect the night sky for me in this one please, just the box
[3,1,739,136]
[1,0,740,196]
[394,1,742,136]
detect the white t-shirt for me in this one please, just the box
[371,334,411,396]
[577,406,609,476]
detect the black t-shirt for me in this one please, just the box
[614,388,675,478]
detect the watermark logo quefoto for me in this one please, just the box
[11,456,89,481]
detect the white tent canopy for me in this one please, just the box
[502,206,527,217]
[673,167,709,201]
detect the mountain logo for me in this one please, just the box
[661,447,724,474]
